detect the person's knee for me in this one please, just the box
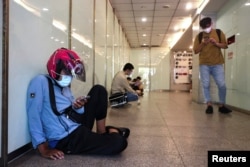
[127,96,138,102]
[218,84,226,90]
[111,136,128,154]
[93,84,105,90]
[93,84,107,95]
[216,80,226,89]
[202,82,210,89]
[134,93,139,100]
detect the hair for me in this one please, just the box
[199,17,212,29]
[127,77,132,81]
[54,59,66,80]
[123,63,134,71]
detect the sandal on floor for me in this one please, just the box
[106,126,130,138]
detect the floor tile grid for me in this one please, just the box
[8,91,250,167]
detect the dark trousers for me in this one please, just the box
[56,85,128,155]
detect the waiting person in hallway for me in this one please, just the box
[111,63,139,102]
[127,76,133,87]
[26,48,129,160]
[193,17,232,114]
[132,76,144,96]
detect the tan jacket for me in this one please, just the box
[111,71,136,94]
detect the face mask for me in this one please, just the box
[56,75,72,87]
[203,26,212,33]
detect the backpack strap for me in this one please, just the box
[198,29,221,43]
[45,75,62,116]
[45,75,83,123]
[216,29,221,43]
[198,32,203,43]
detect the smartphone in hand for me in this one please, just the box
[80,95,90,101]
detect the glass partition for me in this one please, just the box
[220,0,250,111]
[130,48,150,90]
[94,0,106,86]
[106,2,114,94]
[71,0,94,97]
[131,48,170,91]
[113,16,120,72]
[8,0,69,153]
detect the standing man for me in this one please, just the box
[193,17,232,114]
[111,63,139,102]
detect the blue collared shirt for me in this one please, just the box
[26,74,84,148]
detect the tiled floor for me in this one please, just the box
[9,91,250,167]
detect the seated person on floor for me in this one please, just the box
[132,76,144,96]
[127,77,133,87]
[111,63,139,102]
[26,48,130,160]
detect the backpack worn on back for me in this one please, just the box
[198,29,221,43]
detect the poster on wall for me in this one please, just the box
[174,51,192,84]
[228,51,233,60]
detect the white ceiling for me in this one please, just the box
[109,0,229,51]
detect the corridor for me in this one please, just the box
[9,91,250,167]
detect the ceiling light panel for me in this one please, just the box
[116,11,134,17]
[112,4,132,10]
[132,3,155,10]
[133,11,154,17]
[154,10,175,17]
[132,0,155,3]
[153,17,172,22]
[155,2,178,10]
[121,22,136,27]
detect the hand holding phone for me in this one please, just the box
[202,36,210,44]
[73,96,90,109]
[80,95,90,101]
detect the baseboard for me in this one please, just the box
[8,143,33,163]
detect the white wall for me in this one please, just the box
[130,48,171,91]
[5,0,130,156]
[106,2,114,94]
[217,0,250,111]
[70,0,94,97]
[8,0,69,153]
[94,0,106,86]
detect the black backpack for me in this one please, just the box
[109,92,128,107]
[198,29,221,43]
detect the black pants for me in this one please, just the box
[55,85,127,155]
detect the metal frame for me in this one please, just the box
[1,0,9,166]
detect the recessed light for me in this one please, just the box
[186,3,192,10]
[141,17,147,22]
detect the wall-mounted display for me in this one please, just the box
[174,51,192,84]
